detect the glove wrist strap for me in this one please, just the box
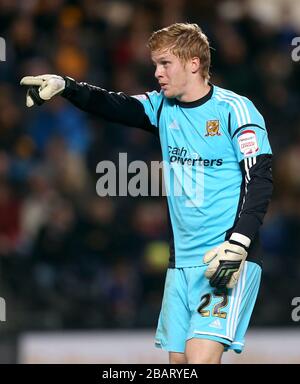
[230,232,251,249]
[61,76,78,97]
[228,239,248,251]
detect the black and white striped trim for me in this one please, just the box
[239,156,257,218]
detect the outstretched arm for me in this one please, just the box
[20,75,157,134]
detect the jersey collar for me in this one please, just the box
[175,84,214,108]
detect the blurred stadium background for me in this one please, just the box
[0,0,299,363]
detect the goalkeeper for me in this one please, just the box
[20,23,273,364]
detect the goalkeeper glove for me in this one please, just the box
[20,74,66,107]
[203,233,250,289]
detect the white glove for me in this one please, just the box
[20,74,66,107]
[203,233,250,289]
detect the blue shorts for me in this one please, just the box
[155,261,261,353]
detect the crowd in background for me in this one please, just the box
[0,0,299,334]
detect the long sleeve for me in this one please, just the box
[61,77,158,135]
[232,154,273,240]
[225,96,273,242]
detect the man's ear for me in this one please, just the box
[191,57,201,73]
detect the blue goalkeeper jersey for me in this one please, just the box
[133,85,272,268]
[63,78,273,269]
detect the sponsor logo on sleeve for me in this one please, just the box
[237,129,259,156]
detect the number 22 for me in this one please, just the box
[197,292,228,319]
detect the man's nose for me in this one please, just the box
[155,66,162,79]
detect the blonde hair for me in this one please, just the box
[148,23,211,81]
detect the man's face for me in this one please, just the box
[151,49,192,99]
